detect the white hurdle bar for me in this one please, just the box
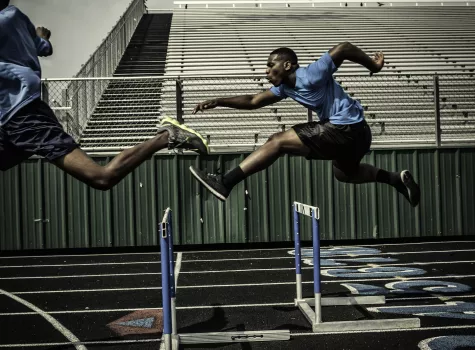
[292,201,421,333]
[159,207,290,350]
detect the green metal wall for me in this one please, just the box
[1,148,474,251]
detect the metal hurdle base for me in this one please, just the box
[292,201,421,334]
[296,298,420,333]
[162,331,290,349]
[296,295,386,307]
[161,330,290,349]
[159,207,290,350]
[178,330,290,344]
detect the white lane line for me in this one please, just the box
[2,324,474,347]
[291,324,475,336]
[1,258,473,280]
[11,287,161,294]
[0,252,160,259]
[0,302,295,317]
[0,241,473,260]
[1,255,473,270]
[342,240,475,247]
[2,274,475,297]
[0,339,159,348]
[179,259,475,274]
[0,272,160,280]
[176,274,475,289]
[1,248,474,267]
[2,293,475,317]
[182,240,475,253]
[0,288,87,350]
[182,249,475,262]
[0,261,160,269]
[0,308,162,316]
[386,294,475,302]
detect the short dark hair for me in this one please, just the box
[270,47,298,64]
[0,0,10,10]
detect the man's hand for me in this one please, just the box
[371,51,384,74]
[36,27,51,40]
[193,99,218,114]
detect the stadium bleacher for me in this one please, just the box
[78,5,475,151]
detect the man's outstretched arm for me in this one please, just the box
[328,42,384,74]
[193,90,282,114]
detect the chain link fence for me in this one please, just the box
[438,74,475,144]
[41,77,163,151]
[41,73,475,153]
[74,0,146,79]
[339,74,436,145]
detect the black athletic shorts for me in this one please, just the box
[292,119,372,173]
[0,99,79,171]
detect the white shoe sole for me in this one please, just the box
[189,166,227,201]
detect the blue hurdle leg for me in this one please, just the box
[160,220,172,350]
[312,208,322,325]
[293,205,303,301]
[167,212,177,338]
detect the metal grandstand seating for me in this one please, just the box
[69,4,475,152]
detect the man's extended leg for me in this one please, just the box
[53,132,168,190]
[190,128,310,201]
[2,98,208,187]
[53,117,209,191]
[332,159,421,207]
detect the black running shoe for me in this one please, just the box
[158,116,209,155]
[400,170,420,207]
[189,166,230,201]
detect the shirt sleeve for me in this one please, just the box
[34,37,53,57]
[306,52,337,86]
[269,85,286,99]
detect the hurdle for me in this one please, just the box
[159,208,290,350]
[292,201,421,333]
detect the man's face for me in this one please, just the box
[266,54,290,86]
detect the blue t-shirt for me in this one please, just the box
[270,52,364,125]
[0,5,52,126]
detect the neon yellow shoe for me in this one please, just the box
[160,116,181,127]
[158,116,209,155]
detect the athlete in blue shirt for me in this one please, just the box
[0,1,208,190]
[190,43,420,207]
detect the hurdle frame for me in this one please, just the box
[159,208,290,350]
[293,201,421,333]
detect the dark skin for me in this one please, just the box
[36,26,51,40]
[192,42,385,174]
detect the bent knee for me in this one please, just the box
[92,179,112,191]
[266,131,297,148]
[86,169,115,191]
[266,132,285,143]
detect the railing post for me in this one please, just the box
[434,74,441,147]
[71,82,80,139]
[176,78,184,123]
[40,80,49,104]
